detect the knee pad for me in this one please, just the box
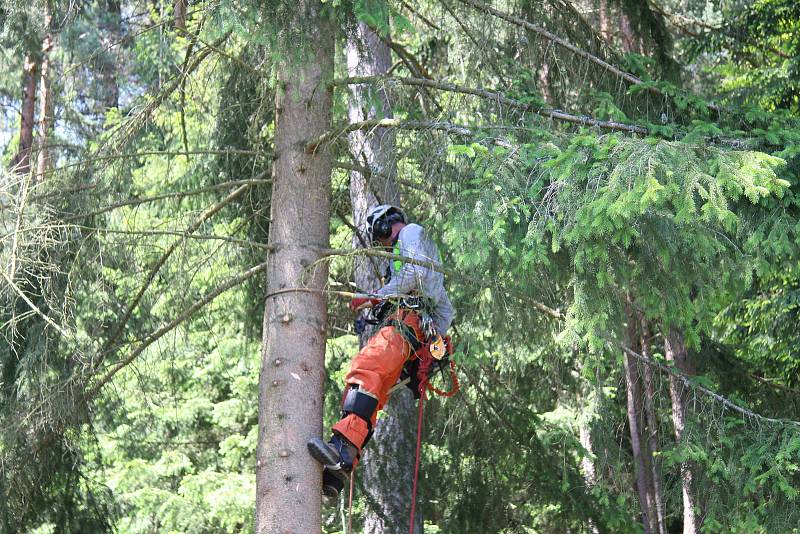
[342,385,378,428]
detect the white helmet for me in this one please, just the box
[366,205,407,242]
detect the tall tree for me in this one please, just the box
[344,10,423,534]
[10,51,37,175]
[255,2,334,532]
[34,7,53,182]
[622,309,656,534]
[640,318,666,534]
[664,328,698,534]
[98,0,121,111]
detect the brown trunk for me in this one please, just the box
[619,10,638,54]
[11,52,38,175]
[345,17,422,534]
[255,3,333,532]
[174,0,187,31]
[640,319,667,534]
[598,0,610,41]
[623,312,656,534]
[35,11,54,182]
[99,0,121,110]
[664,328,699,534]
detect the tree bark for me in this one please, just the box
[345,16,422,534]
[664,328,699,534]
[35,10,54,182]
[11,52,38,175]
[598,0,610,41]
[579,418,600,534]
[622,313,656,534]
[99,0,121,111]
[640,319,667,534]
[174,0,186,31]
[255,3,333,532]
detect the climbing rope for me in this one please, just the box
[409,349,460,534]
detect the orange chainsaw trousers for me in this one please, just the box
[331,310,423,451]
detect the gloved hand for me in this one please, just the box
[349,296,381,312]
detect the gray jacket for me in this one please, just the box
[375,223,454,334]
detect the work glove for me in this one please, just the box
[349,296,381,312]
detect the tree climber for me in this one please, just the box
[308,204,455,498]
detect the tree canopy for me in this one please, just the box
[1,0,799,532]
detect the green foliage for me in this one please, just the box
[1,0,800,532]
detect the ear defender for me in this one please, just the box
[366,205,407,243]
[372,217,393,240]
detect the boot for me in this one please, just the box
[308,434,359,497]
[322,468,344,501]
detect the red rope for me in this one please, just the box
[408,352,460,533]
[348,468,355,533]
[408,383,425,534]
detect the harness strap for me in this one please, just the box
[389,319,423,353]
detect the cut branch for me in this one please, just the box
[324,247,564,319]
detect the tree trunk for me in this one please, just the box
[255,3,333,532]
[640,319,666,534]
[622,313,656,534]
[598,0,610,41]
[35,11,54,182]
[579,422,600,534]
[664,328,698,534]
[174,0,186,31]
[345,16,422,534]
[99,0,121,111]
[11,52,38,175]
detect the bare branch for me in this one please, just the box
[79,226,273,250]
[0,269,71,339]
[621,345,800,427]
[456,0,646,86]
[99,176,262,360]
[333,76,650,134]
[62,178,271,221]
[87,259,270,401]
[306,119,512,153]
[332,161,429,193]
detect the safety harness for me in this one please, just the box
[342,301,460,534]
[344,240,458,532]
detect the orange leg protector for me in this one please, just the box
[332,311,422,450]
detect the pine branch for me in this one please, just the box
[621,345,800,427]
[0,270,71,339]
[305,119,513,153]
[332,76,650,134]
[86,259,270,401]
[98,177,262,362]
[455,0,648,88]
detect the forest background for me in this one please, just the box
[0,0,799,533]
